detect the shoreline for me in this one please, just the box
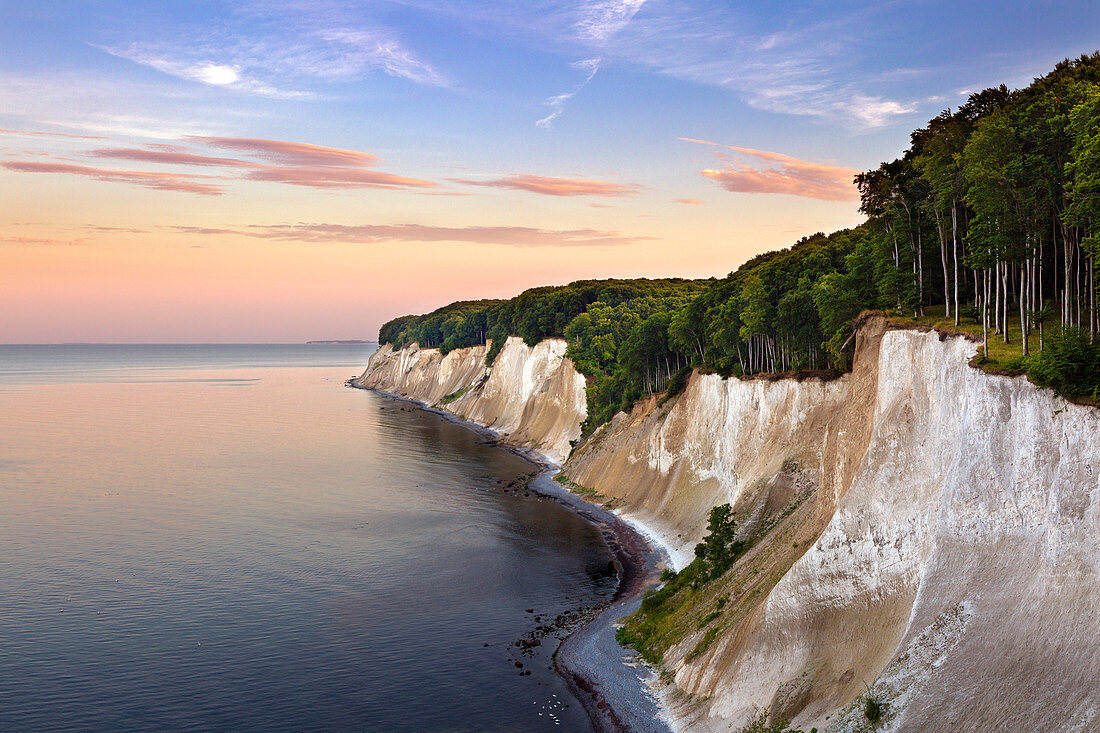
[347,380,674,733]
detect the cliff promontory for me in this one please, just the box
[356,315,1099,732]
[354,336,586,465]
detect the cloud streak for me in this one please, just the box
[1,160,226,195]
[6,136,435,194]
[185,136,381,167]
[682,138,859,201]
[0,128,107,140]
[454,173,641,197]
[172,222,643,247]
[0,235,87,245]
[537,57,601,129]
[89,147,253,167]
[242,166,434,189]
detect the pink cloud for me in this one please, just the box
[89,147,253,167]
[677,137,720,147]
[682,138,859,202]
[455,174,642,197]
[8,135,437,193]
[185,136,381,168]
[88,138,434,190]
[173,222,644,247]
[243,165,434,189]
[675,198,704,205]
[1,161,225,195]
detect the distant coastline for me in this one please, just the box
[306,339,375,344]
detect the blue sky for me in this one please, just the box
[2,1,1098,341]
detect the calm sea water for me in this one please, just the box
[0,345,616,731]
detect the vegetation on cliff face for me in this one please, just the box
[380,53,1100,422]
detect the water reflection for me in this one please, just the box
[0,348,613,732]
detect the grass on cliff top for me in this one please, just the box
[887,304,1040,367]
[888,305,1100,404]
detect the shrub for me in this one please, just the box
[864,696,884,723]
[659,365,693,405]
[1028,327,1100,398]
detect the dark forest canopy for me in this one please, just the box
[380,53,1100,425]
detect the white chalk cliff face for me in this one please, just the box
[357,318,1100,731]
[353,336,586,465]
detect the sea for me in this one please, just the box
[0,344,618,732]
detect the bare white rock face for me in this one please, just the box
[683,329,1100,731]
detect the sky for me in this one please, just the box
[2,1,1098,343]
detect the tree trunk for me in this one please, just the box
[952,202,960,324]
[936,209,950,319]
[1020,265,1029,357]
[983,268,990,358]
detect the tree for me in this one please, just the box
[694,504,742,580]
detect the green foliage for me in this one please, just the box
[438,386,469,405]
[1028,327,1100,397]
[864,696,884,724]
[615,625,661,666]
[615,558,707,662]
[694,503,743,581]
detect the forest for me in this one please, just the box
[379,53,1100,426]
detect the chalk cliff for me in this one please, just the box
[357,317,1100,732]
[353,336,586,465]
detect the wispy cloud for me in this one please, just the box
[98,4,446,98]
[100,45,310,99]
[315,29,445,86]
[537,57,601,129]
[594,3,915,128]
[172,222,643,247]
[674,198,703,205]
[682,138,859,201]
[535,1,652,128]
[1,160,226,195]
[454,173,641,197]
[576,0,650,42]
